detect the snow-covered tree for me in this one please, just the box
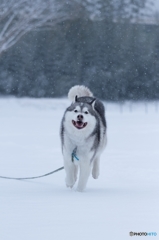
[75,0,152,22]
[0,0,152,55]
[0,0,82,54]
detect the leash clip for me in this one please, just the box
[72,148,79,162]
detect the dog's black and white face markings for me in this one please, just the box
[67,102,95,130]
[72,105,88,129]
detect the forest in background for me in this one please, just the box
[0,0,159,100]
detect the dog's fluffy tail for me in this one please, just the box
[68,85,93,102]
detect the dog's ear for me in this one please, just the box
[90,98,96,109]
[75,95,78,102]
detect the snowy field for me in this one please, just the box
[0,98,159,240]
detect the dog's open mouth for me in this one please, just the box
[72,120,87,129]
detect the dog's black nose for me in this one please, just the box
[77,115,83,121]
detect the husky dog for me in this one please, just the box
[60,85,107,191]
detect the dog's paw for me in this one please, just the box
[76,186,85,192]
[92,169,99,179]
[66,183,74,188]
[65,178,75,188]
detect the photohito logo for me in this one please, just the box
[130,232,157,237]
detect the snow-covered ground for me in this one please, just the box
[0,98,159,240]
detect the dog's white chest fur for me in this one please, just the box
[63,132,95,162]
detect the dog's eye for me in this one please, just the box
[84,111,88,114]
[74,110,78,113]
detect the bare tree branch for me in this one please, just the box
[0,0,81,54]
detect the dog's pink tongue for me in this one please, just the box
[76,121,83,128]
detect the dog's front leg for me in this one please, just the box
[92,157,100,179]
[64,162,76,188]
[77,161,91,192]
[64,152,76,188]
